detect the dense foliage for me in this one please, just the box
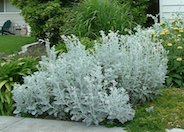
[0,57,37,115]
[11,0,66,45]
[13,42,135,126]
[94,29,168,104]
[11,0,150,43]
[118,0,150,26]
[151,16,184,87]
[64,0,151,39]
[68,0,134,38]
[13,30,167,125]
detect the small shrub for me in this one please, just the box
[94,29,168,104]
[151,16,184,87]
[12,0,63,45]
[13,40,135,126]
[0,57,37,115]
[13,30,167,125]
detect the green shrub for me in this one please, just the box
[151,17,184,87]
[0,57,37,115]
[11,0,63,45]
[69,0,134,39]
[118,0,150,26]
[11,0,80,45]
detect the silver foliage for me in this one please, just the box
[13,34,134,126]
[94,30,168,103]
[12,29,167,125]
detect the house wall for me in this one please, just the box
[0,12,25,26]
[160,0,184,21]
[0,12,28,35]
[0,0,29,35]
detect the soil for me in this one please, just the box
[17,43,47,59]
[0,42,47,62]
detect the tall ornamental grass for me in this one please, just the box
[70,0,134,39]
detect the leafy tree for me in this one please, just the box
[11,0,78,45]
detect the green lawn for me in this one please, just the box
[105,88,184,132]
[0,36,36,53]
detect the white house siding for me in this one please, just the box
[0,12,28,35]
[0,0,28,35]
[0,12,25,26]
[160,0,184,21]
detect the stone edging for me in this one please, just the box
[18,42,39,54]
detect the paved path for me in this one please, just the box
[1,116,184,132]
[167,129,184,132]
[0,116,124,132]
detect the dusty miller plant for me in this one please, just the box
[12,29,167,125]
[94,29,168,104]
[13,36,134,126]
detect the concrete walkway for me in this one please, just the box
[0,116,124,132]
[1,116,184,132]
[167,129,184,132]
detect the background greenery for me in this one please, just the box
[118,0,150,25]
[63,0,151,39]
[11,0,153,43]
[0,57,38,115]
[65,0,134,38]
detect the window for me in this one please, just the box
[0,0,20,12]
[0,0,4,12]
